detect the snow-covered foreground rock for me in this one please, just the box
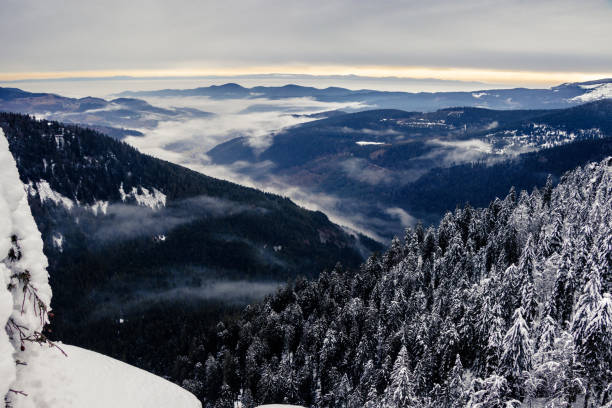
[11,344,201,408]
[1,128,200,407]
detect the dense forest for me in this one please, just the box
[0,112,380,377]
[171,158,611,407]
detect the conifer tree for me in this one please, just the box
[500,308,533,396]
[383,345,419,407]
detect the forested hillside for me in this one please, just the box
[176,158,611,407]
[0,112,380,378]
[208,100,612,237]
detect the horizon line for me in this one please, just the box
[1,66,611,87]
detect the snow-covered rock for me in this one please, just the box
[10,344,201,408]
[2,129,199,407]
[1,128,52,399]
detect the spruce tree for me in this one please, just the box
[500,308,533,396]
[383,345,419,407]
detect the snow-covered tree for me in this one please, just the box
[576,293,612,405]
[0,129,53,404]
[383,345,419,407]
[500,308,533,396]
[571,269,602,355]
[467,375,520,408]
[443,354,468,407]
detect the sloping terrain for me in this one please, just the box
[208,100,612,237]
[178,157,611,407]
[0,112,380,374]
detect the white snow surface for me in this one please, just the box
[571,82,612,102]
[0,129,52,398]
[119,183,167,210]
[10,344,201,408]
[356,141,386,146]
[90,200,109,215]
[31,180,75,210]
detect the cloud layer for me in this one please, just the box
[1,0,611,78]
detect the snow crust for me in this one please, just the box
[10,344,201,408]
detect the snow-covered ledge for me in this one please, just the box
[1,129,200,408]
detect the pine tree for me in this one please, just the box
[214,383,233,408]
[383,346,419,407]
[577,293,612,405]
[571,268,602,352]
[551,240,577,327]
[500,308,533,396]
[239,387,255,408]
[467,375,520,408]
[542,174,554,207]
[484,303,505,375]
[443,354,467,407]
[537,315,557,357]
[364,383,379,408]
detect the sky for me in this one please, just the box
[1,0,611,87]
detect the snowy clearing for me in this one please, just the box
[11,344,201,408]
[356,141,386,146]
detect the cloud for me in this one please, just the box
[1,0,611,77]
[385,207,416,228]
[485,121,499,130]
[125,96,368,154]
[339,127,403,137]
[89,195,264,242]
[88,279,283,319]
[339,158,395,185]
[425,138,493,165]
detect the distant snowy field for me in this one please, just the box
[11,344,201,408]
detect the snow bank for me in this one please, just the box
[10,344,201,408]
[0,128,52,398]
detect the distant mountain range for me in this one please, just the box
[0,112,380,372]
[2,81,611,241]
[0,87,213,135]
[119,78,612,111]
[208,99,612,237]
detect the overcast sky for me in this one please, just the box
[1,0,611,84]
